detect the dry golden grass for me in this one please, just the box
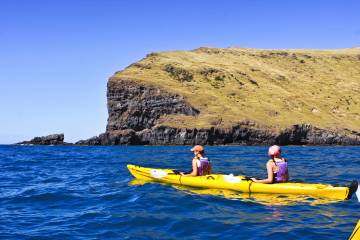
[110,47,360,132]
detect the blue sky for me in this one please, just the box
[1,0,359,144]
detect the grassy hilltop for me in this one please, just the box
[110,47,360,133]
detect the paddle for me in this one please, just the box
[348,180,359,201]
[172,170,181,175]
[171,169,192,175]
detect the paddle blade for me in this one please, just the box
[347,180,359,200]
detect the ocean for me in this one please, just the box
[0,145,359,239]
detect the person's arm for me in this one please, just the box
[182,159,198,176]
[251,161,275,183]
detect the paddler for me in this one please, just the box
[181,145,212,176]
[251,145,289,183]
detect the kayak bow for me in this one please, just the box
[349,220,360,240]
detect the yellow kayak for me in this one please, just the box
[127,164,358,200]
[349,220,360,240]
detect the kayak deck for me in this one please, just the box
[349,220,360,240]
[127,164,358,201]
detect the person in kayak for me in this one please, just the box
[181,145,212,176]
[251,145,289,183]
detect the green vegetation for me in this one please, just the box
[110,47,360,132]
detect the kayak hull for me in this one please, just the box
[349,220,360,240]
[127,164,356,200]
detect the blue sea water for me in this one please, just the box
[0,145,359,239]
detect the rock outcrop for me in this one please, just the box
[76,81,360,145]
[77,47,360,145]
[106,80,199,132]
[17,134,69,145]
[77,123,360,146]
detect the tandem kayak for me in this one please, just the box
[127,164,358,201]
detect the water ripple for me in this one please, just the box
[0,145,359,239]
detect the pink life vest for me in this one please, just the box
[196,157,211,176]
[273,158,288,183]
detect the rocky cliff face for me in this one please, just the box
[76,80,360,145]
[106,80,199,132]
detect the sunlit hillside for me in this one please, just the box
[110,47,360,133]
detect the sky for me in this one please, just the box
[0,0,359,144]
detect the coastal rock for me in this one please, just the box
[106,80,199,132]
[76,47,360,146]
[134,125,276,145]
[77,123,360,146]
[276,124,360,145]
[75,79,360,146]
[75,134,105,145]
[17,134,68,145]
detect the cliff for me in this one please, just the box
[77,47,360,145]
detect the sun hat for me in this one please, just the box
[268,145,281,157]
[190,145,204,152]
